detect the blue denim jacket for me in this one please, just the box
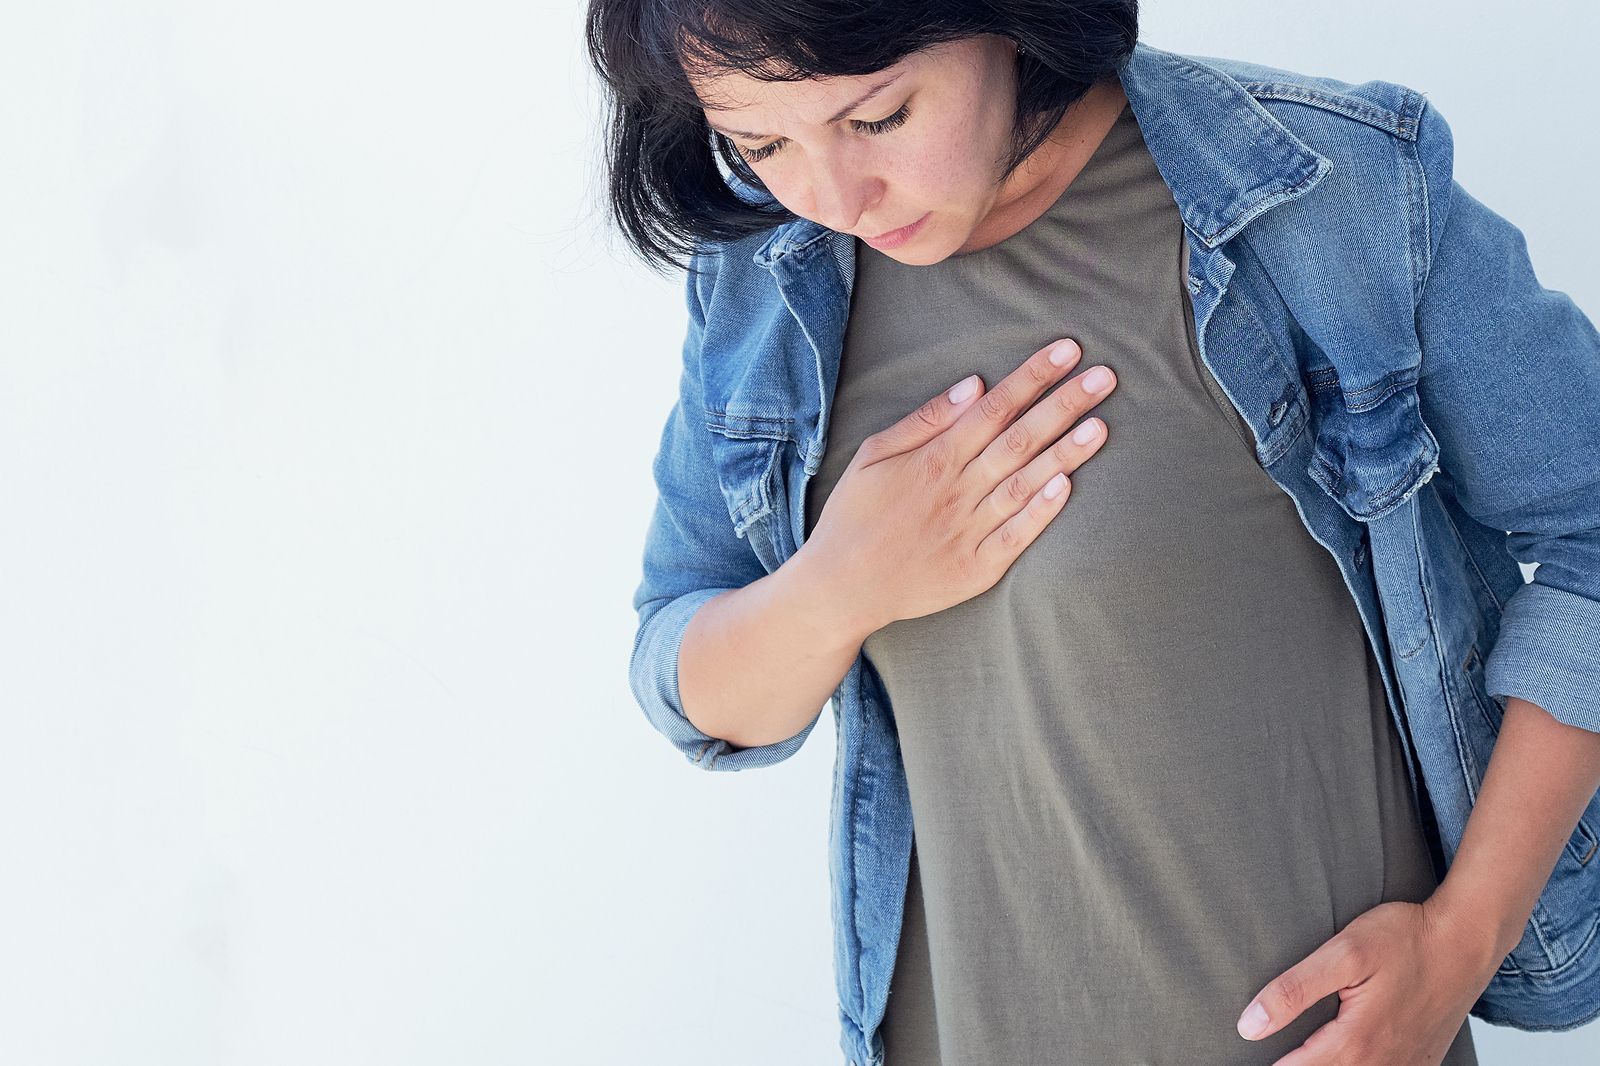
[629,41,1600,1064]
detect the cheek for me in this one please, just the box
[895,137,989,206]
[885,124,965,183]
[756,171,818,216]
[924,109,1000,183]
[755,134,985,218]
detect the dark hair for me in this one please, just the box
[584,0,1140,275]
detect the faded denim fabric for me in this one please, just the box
[628,40,1600,1065]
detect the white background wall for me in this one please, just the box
[2,2,1595,1063]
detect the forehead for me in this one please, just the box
[682,36,959,119]
[688,64,895,115]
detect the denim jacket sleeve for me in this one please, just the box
[628,252,822,770]
[1411,96,1600,735]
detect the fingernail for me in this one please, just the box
[948,375,978,404]
[1237,1001,1269,1039]
[1048,339,1080,366]
[1082,366,1112,392]
[1071,418,1100,444]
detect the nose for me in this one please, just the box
[804,153,882,234]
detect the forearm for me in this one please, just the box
[678,542,880,750]
[1429,694,1600,966]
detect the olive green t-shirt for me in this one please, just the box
[800,101,1476,1065]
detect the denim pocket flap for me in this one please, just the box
[1306,366,1440,522]
[702,410,791,539]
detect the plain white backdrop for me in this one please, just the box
[2,1,1596,1063]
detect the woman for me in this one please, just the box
[589,2,1600,1064]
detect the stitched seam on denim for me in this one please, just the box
[1393,496,1432,660]
[1400,95,1430,306]
[704,415,796,465]
[1237,81,1408,138]
[1206,155,1328,246]
[1565,817,1600,867]
[1216,285,1305,466]
[1307,366,1341,390]
[1372,448,1438,516]
[703,413,795,438]
[1498,913,1600,982]
[1464,642,1504,739]
[734,447,780,524]
[1161,60,1326,245]
[704,409,796,422]
[845,663,870,1030]
[1437,498,1507,613]
[771,226,835,263]
[1342,366,1421,411]
[1180,229,1257,458]
[704,440,780,524]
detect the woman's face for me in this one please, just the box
[686,36,1025,265]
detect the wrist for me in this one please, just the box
[1424,886,1517,979]
[781,541,884,652]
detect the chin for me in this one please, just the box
[888,245,949,267]
[880,220,958,266]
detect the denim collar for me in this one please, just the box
[749,40,1335,270]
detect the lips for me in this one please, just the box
[862,211,930,249]
[868,220,917,240]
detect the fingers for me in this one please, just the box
[861,371,989,464]
[1239,931,1371,1043]
[973,408,1108,540]
[945,337,1084,469]
[975,464,1074,572]
[966,355,1117,500]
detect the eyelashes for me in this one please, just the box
[853,101,913,137]
[736,102,913,164]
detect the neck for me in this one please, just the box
[954,77,1129,257]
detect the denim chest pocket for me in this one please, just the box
[701,408,795,573]
[1305,365,1441,523]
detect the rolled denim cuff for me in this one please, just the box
[1484,580,1600,735]
[631,588,818,770]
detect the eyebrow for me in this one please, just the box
[704,71,906,141]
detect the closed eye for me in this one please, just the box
[735,102,913,164]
